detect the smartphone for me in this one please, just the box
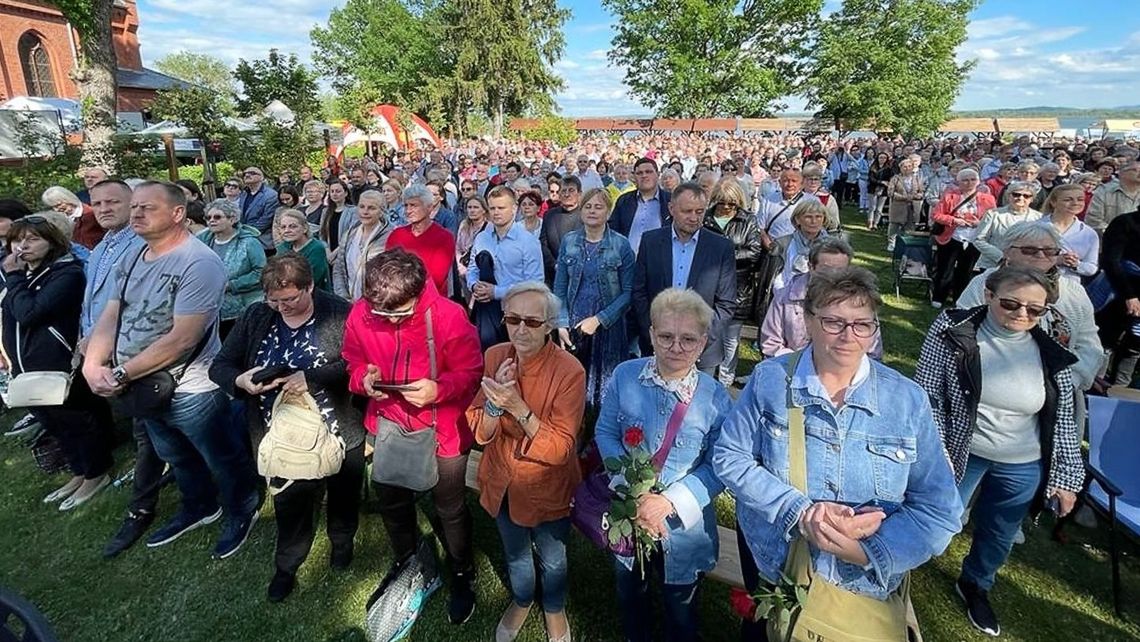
[371,382,417,392]
[251,364,295,385]
[847,498,900,516]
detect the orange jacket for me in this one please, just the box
[469,341,585,527]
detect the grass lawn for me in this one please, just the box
[1,207,1138,641]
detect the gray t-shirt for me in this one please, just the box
[971,316,1045,464]
[112,236,225,393]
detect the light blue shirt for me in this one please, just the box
[81,226,144,336]
[467,221,544,299]
[627,191,662,256]
[671,226,700,289]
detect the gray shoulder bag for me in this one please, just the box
[371,308,440,492]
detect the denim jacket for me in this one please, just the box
[595,358,730,584]
[551,228,635,329]
[712,350,962,599]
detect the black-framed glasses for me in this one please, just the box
[503,315,548,328]
[814,315,879,338]
[996,297,1049,318]
[224,183,241,189]
[1010,245,1061,257]
[1010,192,1033,199]
[652,331,703,352]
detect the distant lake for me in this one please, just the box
[1059,117,1097,130]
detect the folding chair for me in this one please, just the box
[1086,395,1140,616]
[891,234,934,299]
[0,587,59,642]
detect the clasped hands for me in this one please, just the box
[235,366,308,396]
[635,493,675,541]
[481,358,527,432]
[798,501,885,567]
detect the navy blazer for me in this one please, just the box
[610,188,672,241]
[631,226,737,370]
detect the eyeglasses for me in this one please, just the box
[503,315,548,328]
[996,297,1049,318]
[243,171,260,177]
[814,315,879,338]
[224,183,240,189]
[1010,245,1061,257]
[652,331,703,352]
[206,214,227,221]
[266,291,304,307]
[1010,192,1033,199]
[370,304,416,319]
[716,202,739,211]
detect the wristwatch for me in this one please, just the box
[111,365,129,384]
[516,409,533,425]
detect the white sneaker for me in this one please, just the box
[886,238,896,252]
[931,301,943,309]
[1012,527,1026,545]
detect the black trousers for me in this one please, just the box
[29,375,114,479]
[932,241,980,305]
[737,525,770,642]
[373,452,473,573]
[128,418,167,515]
[273,444,365,575]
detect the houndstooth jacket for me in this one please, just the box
[914,306,1086,497]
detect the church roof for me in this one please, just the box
[116,67,193,91]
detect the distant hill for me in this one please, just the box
[950,107,1140,118]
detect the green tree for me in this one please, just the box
[519,115,578,147]
[233,49,321,120]
[55,0,118,172]
[804,0,976,137]
[604,0,822,118]
[154,51,236,113]
[150,87,233,145]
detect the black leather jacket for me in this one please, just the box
[703,208,764,321]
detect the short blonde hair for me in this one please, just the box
[710,177,746,211]
[791,199,828,228]
[650,288,713,335]
[579,187,612,213]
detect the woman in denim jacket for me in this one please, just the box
[552,188,635,415]
[594,288,731,642]
[714,266,962,640]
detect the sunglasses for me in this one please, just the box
[206,214,227,221]
[1010,245,1061,257]
[1010,192,1033,199]
[503,315,547,328]
[996,297,1049,318]
[224,183,240,189]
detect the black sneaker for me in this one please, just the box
[146,507,222,548]
[267,569,296,603]
[956,577,1000,636]
[213,510,260,559]
[448,570,476,625]
[330,543,354,570]
[103,511,155,558]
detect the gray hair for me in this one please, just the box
[956,168,979,181]
[1038,162,1060,174]
[804,265,882,316]
[41,186,81,208]
[650,287,714,335]
[205,198,240,220]
[402,183,433,206]
[274,208,311,238]
[1002,220,1060,250]
[502,281,561,323]
[1005,180,1040,196]
[808,236,854,266]
[357,189,385,208]
[660,168,681,182]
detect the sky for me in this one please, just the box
[134,0,1140,117]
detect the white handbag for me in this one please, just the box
[6,324,75,408]
[7,371,72,407]
[257,390,345,493]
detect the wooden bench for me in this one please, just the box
[464,450,745,587]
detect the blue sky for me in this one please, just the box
[135,0,1140,117]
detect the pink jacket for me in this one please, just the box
[931,190,997,246]
[760,273,882,359]
[342,282,483,457]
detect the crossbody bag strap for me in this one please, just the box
[650,397,692,470]
[948,191,976,217]
[425,307,437,428]
[111,246,147,367]
[784,351,807,493]
[765,194,803,234]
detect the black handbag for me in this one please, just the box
[110,248,213,419]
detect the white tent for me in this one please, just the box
[133,117,256,136]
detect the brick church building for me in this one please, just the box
[0,0,185,111]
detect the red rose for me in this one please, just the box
[623,426,645,448]
[729,587,758,621]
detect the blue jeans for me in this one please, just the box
[957,455,1043,590]
[613,549,700,642]
[494,510,571,612]
[143,389,258,518]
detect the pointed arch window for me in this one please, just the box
[19,32,57,97]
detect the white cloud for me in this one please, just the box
[968,16,1032,39]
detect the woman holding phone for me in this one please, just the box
[209,254,361,602]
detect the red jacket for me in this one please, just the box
[983,176,1007,199]
[386,223,456,294]
[342,281,483,457]
[930,190,997,245]
[73,204,106,250]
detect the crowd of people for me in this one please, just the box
[1,127,1138,641]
